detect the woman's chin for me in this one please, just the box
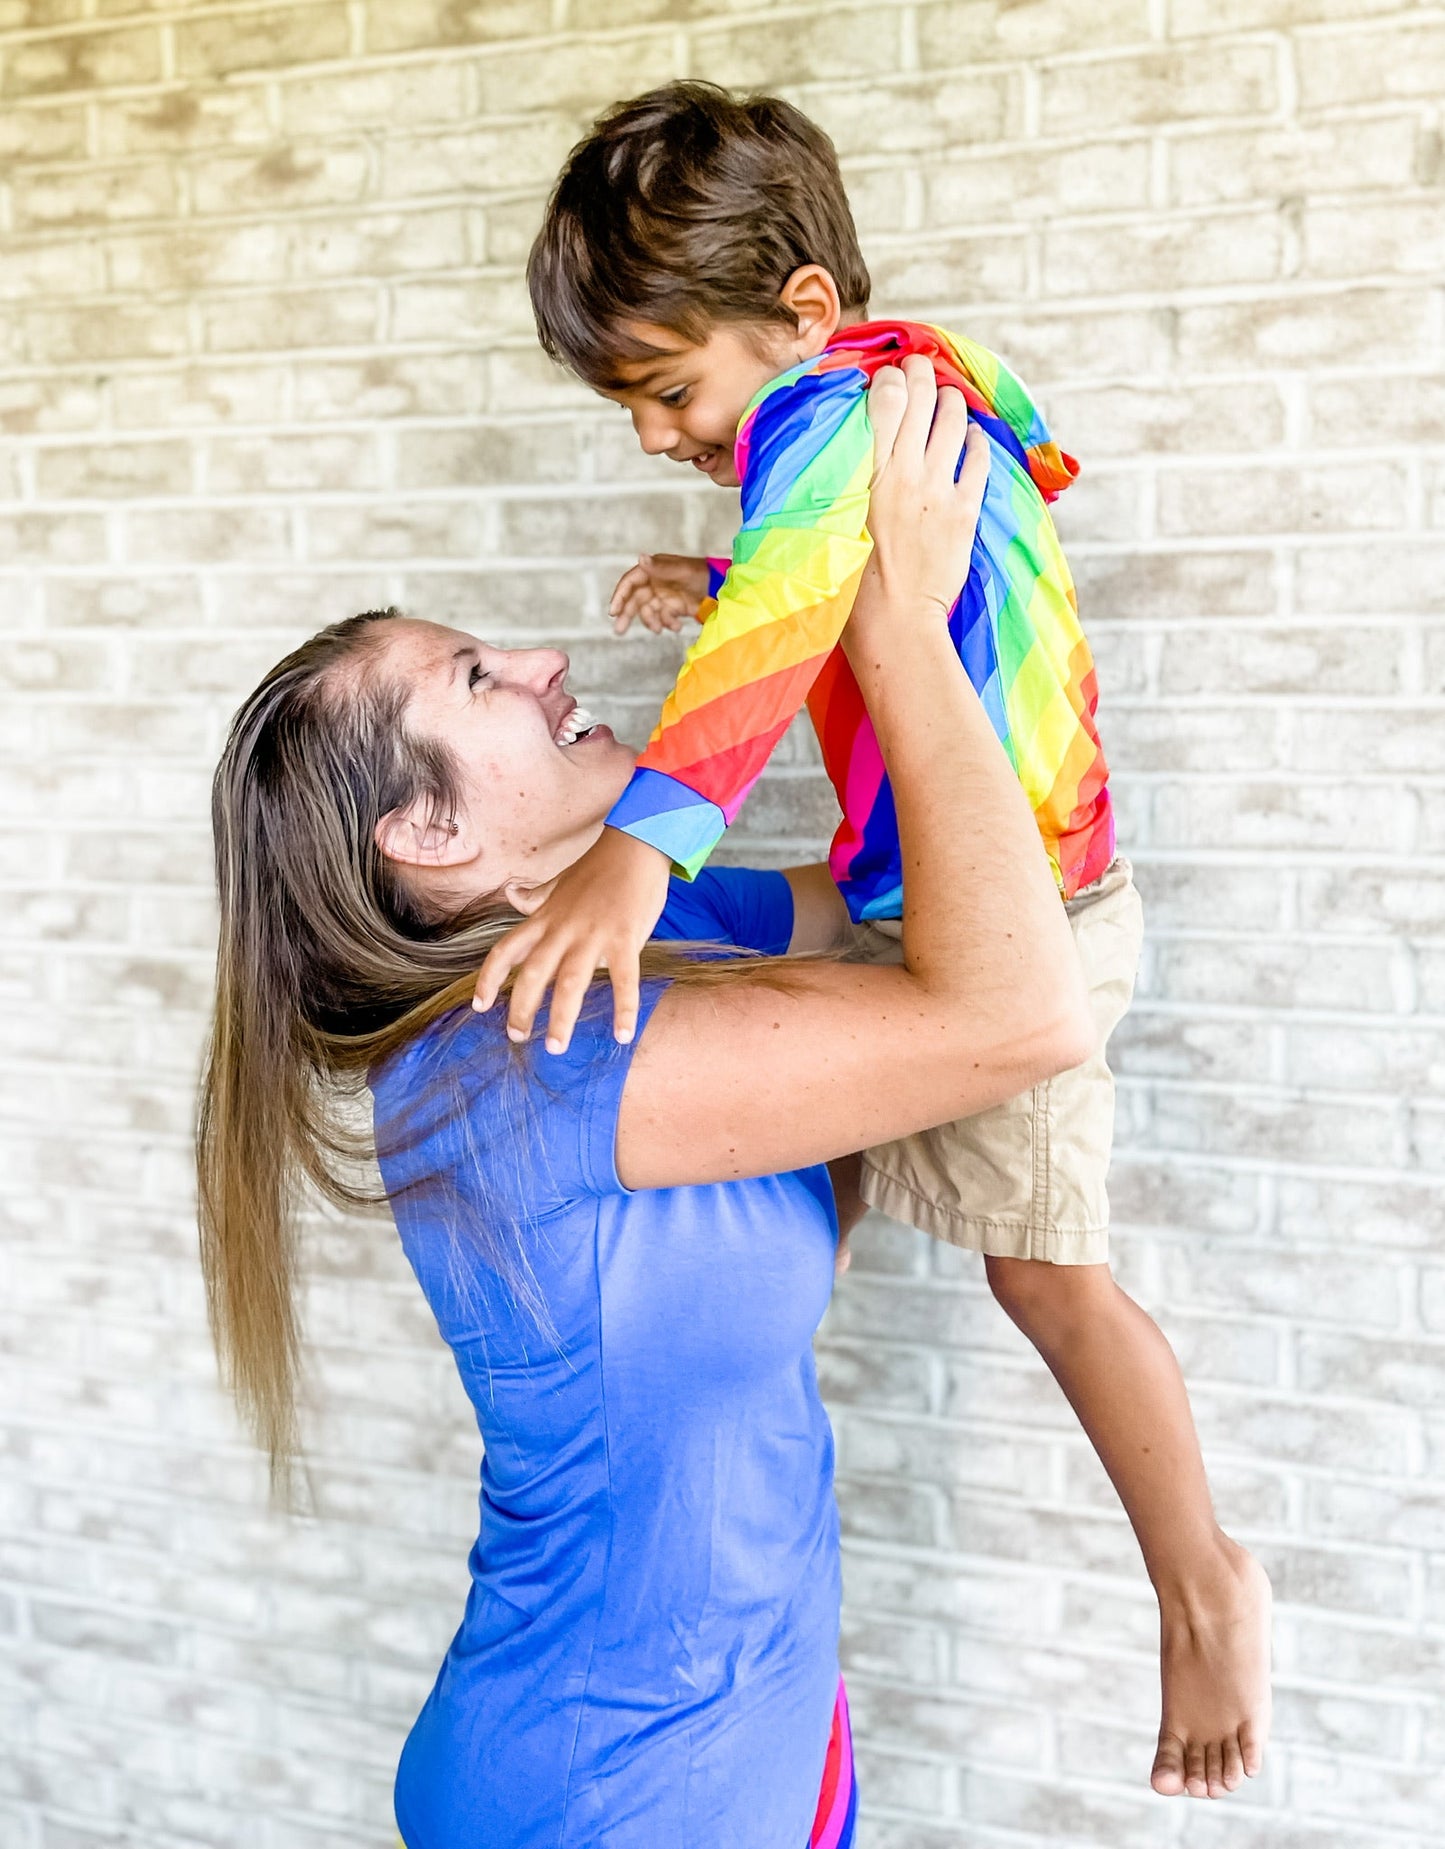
[578,731,638,803]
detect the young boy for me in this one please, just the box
[485,81,1270,1801]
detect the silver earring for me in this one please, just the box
[447,819,459,835]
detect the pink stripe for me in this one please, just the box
[831,726,886,883]
[811,1687,854,1849]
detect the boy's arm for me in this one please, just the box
[475,369,876,1052]
[606,369,877,879]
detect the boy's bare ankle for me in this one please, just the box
[1151,1531,1254,1617]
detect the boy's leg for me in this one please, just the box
[985,1255,1271,1798]
[854,859,1271,1798]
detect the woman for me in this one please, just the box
[197,363,1092,1849]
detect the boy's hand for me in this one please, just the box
[473,828,672,1054]
[609,554,711,635]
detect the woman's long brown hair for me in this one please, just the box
[199,610,787,1490]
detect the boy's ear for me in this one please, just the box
[375,797,476,870]
[779,265,842,359]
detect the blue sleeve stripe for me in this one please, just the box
[606,768,726,879]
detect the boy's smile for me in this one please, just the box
[602,320,797,489]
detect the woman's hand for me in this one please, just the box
[850,357,990,641]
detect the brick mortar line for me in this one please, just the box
[831,1402,1434,1449]
[833,1523,1430,1587]
[0,1450,1426,1566]
[12,179,1436,247]
[7,111,1438,192]
[0,9,1246,79]
[12,751,1445,794]
[855,1785,1436,1841]
[8,262,1445,327]
[0,1275,1413,1353]
[0,6,1436,82]
[840,1654,1433,1718]
[8,844,1445,880]
[824,1278,1445,1339]
[6,404,1443,445]
[4,345,1439,392]
[2,468,1432,507]
[832,1532,1442,1598]
[3,1271,1422,1361]
[15,444,1445,502]
[0,1639,423,1726]
[0,83,1428,143]
[4,539,1444,565]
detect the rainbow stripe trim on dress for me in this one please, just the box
[808,1678,857,1849]
[606,319,1114,913]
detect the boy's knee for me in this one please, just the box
[984,1252,1107,1329]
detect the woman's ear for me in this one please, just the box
[375,797,476,870]
[779,265,843,359]
[498,873,558,917]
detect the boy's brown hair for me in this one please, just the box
[528,80,871,389]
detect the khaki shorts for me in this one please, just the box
[851,856,1143,1266]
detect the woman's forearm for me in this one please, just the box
[843,589,1089,1056]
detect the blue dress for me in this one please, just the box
[373,871,845,1848]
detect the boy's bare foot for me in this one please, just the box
[1150,1539,1272,1799]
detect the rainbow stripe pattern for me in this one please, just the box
[807,1678,857,1848]
[605,319,1114,916]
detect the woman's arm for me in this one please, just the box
[615,360,1093,1192]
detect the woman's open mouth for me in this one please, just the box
[555,703,601,747]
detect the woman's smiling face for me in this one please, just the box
[371,618,637,904]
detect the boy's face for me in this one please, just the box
[602,321,795,488]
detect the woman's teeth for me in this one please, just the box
[556,705,597,747]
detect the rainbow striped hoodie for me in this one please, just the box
[605,319,1114,921]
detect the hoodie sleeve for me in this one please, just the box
[605,362,875,878]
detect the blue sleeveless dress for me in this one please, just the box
[373,871,846,1848]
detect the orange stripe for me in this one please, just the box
[650,723,796,815]
[641,653,834,773]
[653,574,865,730]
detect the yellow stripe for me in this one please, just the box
[652,563,869,732]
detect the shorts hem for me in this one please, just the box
[858,1161,1110,1265]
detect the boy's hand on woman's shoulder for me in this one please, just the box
[472,828,673,1055]
[609,554,711,635]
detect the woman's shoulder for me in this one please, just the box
[371,983,669,1208]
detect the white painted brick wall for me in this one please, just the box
[1,2,1442,1844]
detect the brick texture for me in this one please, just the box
[1,2,1443,1845]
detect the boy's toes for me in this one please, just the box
[1222,1735,1245,1792]
[1151,1732,1186,1796]
[1240,1726,1264,1779]
[1205,1741,1226,1799]
[1184,1740,1209,1799]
